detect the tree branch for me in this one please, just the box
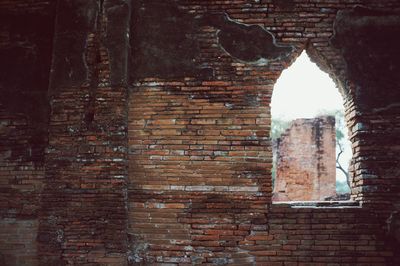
[336,141,350,188]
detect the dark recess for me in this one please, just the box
[273,0,295,10]
[103,0,131,86]
[0,10,56,164]
[331,6,400,112]
[129,0,201,80]
[49,0,98,90]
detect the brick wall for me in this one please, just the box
[37,1,130,264]
[0,0,399,264]
[0,111,44,266]
[273,116,336,201]
[269,203,395,265]
[128,80,270,264]
[126,0,400,264]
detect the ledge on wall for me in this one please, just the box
[273,201,360,209]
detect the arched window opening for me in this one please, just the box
[271,51,352,202]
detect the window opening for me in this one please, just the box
[271,51,352,202]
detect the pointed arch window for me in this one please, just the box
[270,51,352,202]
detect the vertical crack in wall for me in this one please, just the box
[312,118,323,199]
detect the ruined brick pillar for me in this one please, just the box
[37,1,131,264]
[273,116,336,201]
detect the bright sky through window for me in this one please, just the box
[271,51,344,120]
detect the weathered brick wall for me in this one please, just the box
[127,0,400,264]
[273,116,336,201]
[0,111,43,266]
[0,0,399,265]
[269,203,395,265]
[128,80,270,264]
[37,1,130,264]
[38,87,128,265]
[333,5,400,218]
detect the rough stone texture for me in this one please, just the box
[273,116,336,201]
[0,0,400,265]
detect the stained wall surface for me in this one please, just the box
[0,0,400,265]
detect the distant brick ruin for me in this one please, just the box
[273,116,336,201]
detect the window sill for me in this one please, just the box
[272,200,361,209]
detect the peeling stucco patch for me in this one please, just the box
[203,13,294,64]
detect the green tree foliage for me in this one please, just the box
[270,118,291,140]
